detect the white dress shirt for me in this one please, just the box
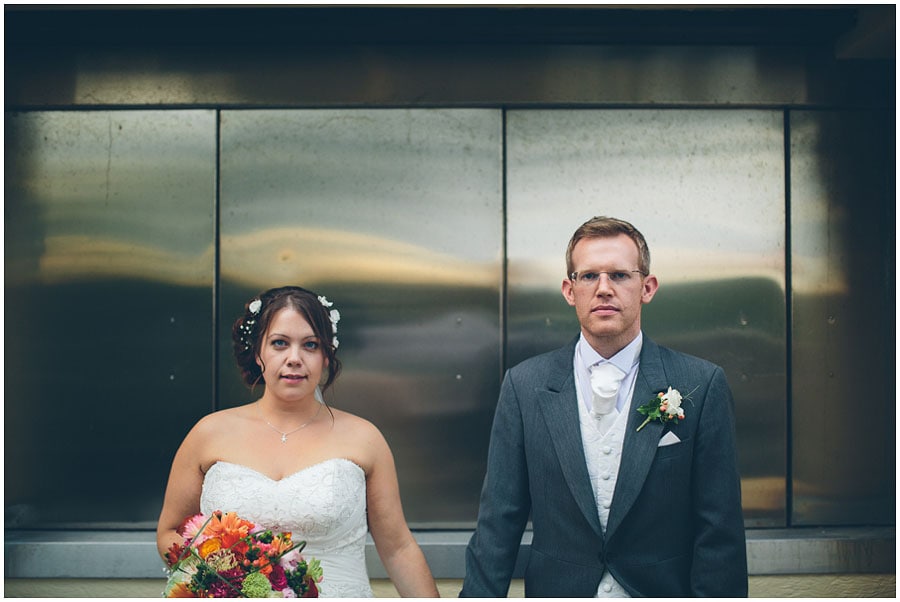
[573,332,643,598]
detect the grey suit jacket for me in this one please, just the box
[461,334,748,597]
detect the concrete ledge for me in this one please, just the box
[4,527,894,579]
[4,575,898,598]
[744,527,896,575]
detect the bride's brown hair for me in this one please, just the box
[232,286,342,389]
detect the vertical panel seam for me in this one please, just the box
[783,108,793,528]
[213,109,222,412]
[501,108,509,379]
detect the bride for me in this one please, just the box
[156,286,440,597]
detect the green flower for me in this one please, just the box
[240,571,275,598]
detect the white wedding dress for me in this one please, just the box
[200,458,374,598]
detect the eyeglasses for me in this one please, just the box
[569,269,645,287]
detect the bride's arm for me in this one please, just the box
[156,420,208,561]
[365,426,440,597]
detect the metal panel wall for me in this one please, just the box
[5,107,893,532]
[5,110,217,528]
[506,109,787,526]
[789,110,895,525]
[218,109,503,526]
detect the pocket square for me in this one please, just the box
[658,431,681,447]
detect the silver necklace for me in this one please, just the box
[258,402,323,443]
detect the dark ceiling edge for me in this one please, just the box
[5,6,865,47]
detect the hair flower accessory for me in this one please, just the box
[317,295,340,348]
[636,386,695,432]
[238,299,262,351]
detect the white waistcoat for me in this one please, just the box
[576,378,632,598]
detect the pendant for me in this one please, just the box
[280,434,287,443]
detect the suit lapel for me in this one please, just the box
[605,337,669,542]
[536,341,604,537]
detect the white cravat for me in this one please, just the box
[589,362,626,436]
[575,333,643,417]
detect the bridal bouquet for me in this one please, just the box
[163,510,322,598]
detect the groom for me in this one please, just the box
[461,216,747,597]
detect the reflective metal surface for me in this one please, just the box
[5,110,217,528]
[506,109,788,526]
[4,106,892,533]
[218,109,503,526]
[789,110,894,525]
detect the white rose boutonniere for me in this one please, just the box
[636,386,694,432]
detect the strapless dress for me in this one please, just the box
[200,458,374,598]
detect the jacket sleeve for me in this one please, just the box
[460,371,532,597]
[690,365,749,596]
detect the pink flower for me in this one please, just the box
[279,548,302,570]
[178,513,211,545]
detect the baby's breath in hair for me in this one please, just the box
[237,298,261,351]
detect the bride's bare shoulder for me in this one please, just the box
[189,404,254,438]
[330,407,382,437]
[328,408,391,470]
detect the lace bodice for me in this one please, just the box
[200,458,374,598]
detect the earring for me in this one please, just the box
[314,386,325,404]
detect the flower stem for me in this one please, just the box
[636,416,652,432]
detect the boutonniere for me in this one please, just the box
[636,386,695,432]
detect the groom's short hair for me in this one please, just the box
[565,216,651,277]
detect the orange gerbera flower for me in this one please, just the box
[206,511,254,549]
